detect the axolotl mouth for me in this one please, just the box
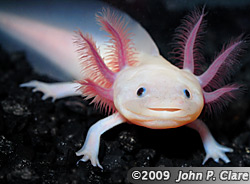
[125,106,183,117]
[123,106,188,129]
[148,107,181,112]
[123,106,184,122]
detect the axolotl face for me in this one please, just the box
[113,53,204,129]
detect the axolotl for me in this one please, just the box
[17,8,245,169]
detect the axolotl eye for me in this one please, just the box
[183,89,191,99]
[137,87,146,97]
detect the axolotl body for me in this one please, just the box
[16,8,245,168]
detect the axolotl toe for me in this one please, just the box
[20,8,246,168]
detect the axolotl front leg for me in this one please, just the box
[76,112,126,169]
[20,81,82,101]
[186,119,233,164]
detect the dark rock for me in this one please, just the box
[6,158,39,183]
[119,131,138,153]
[155,156,174,167]
[135,149,156,167]
[0,136,15,169]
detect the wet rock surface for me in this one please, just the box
[1,1,250,183]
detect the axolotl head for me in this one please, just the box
[77,8,243,130]
[113,53,204,129]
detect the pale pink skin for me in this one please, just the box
[0,6,158,80]
[0,12,82,79]
[13,8,245,168]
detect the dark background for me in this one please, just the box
[1,0,250,183]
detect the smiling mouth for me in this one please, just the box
[148,108,181,112]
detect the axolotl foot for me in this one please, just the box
[202,139,233,165]
[76,144,103,169]
[187,119,233,165]
[20,80,81,102]
[20,80,58,101]
[75,113,125,169]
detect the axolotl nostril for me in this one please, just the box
[14,8,246,168]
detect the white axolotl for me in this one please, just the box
[0,6,245,169]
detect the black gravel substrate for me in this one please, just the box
[1,1,250,183]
